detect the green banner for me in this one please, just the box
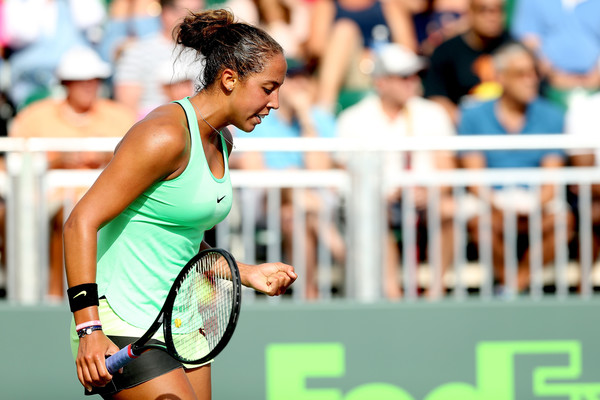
[263,340,600,400]
[212,300,600,400]
[1,299,599,399]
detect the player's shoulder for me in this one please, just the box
[118,103,189,158]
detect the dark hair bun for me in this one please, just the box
[177,9,235,57]
[175,9,283,90]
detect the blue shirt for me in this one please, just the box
[511,0,600,74]
[247,107,336,170]
[457,98,565,169]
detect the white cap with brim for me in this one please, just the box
[157,58,197,85]
[56,46,111,81]
[372,43,427,77]
[157,47,200,85]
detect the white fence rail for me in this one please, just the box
[1,136,599,304]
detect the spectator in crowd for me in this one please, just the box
[2,0,106,110]
[0,0,15,145]
[0,2,9,296]
[565,91,600,270]
[253,0,311,60]
[423,0,511,124]
[511,0,600,109]
[234,59,345,300]
[336,43,457,299]
[97,0,162,65]
[0,0,15,138]
[9,46,136,300]
[306,0,419,114]
[112,0,203,119]
[411,0,470,56]
[157,52,197,101]
[458,42,574,294]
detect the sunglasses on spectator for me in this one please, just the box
[472,4,504,14]
[504,68,538,79]
[383,73,419,79]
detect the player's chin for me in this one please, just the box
[235,120,259,133]
[246,114,266,131]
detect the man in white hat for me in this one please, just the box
[336,43,457,300]
[9,45,136,300]
[156,55,197,102]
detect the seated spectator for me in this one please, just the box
[3,0,106,110]
[306,0,418,114]
[411,0,470,56]
[0,5,10,296]
[335,43,457,300]
[253,0,311,60]
[9,46,136,300]
[0,0,15,139]
[112,0,203,119]
[511,0,600,109]
[205,0,260,24]
[458,42,574,294]
[234,60,345,300]
[423,0,511,124]
[565,91,600,272]
[97,0,162,65]
[157,53,197,101]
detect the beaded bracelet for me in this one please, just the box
[77,325,103,339]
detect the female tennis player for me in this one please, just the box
[63,9,296,399]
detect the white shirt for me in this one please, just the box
[565,92,600,166]
[336,95,456,174]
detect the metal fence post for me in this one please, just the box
[6,152,46,303]
[348,152,382,302]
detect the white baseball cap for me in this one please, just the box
[372,43,426,77]
[56,46,111,81]
[157,58,197,85]
[157,47,200,85]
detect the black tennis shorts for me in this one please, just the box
[86,336,182,398]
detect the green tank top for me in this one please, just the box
[96,97,233,329]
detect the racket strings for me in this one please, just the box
[170,252,234,362]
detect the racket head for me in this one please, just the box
[162,248,242,364]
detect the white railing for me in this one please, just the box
[1,135,599,304]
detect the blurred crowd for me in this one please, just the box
[0,0,600,301]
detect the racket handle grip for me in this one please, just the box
[106,344,139,375]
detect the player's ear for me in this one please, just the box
[221,69,238,93]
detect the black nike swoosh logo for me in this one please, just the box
[217,195,226,203]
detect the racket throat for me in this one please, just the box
[128,344,143,358]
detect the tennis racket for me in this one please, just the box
[105,248,242,375]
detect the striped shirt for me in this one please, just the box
[114,33,199,117]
